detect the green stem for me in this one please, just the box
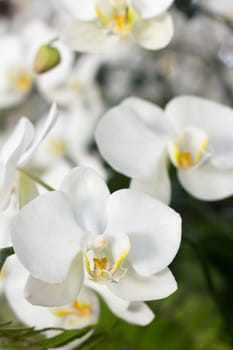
[183,237,232,336]
[18,168,55,192]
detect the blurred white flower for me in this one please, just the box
[0,20,74,109]
[5,256,98,350]
[32,103,107,184]
[0,33,33,109]
[0,103,59,211]
[60,0,174,52]
[95,96,233,202]
[11,167,181,324]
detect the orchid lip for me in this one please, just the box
[168,127,211,170]
[95,0,135,37]
[84,235,130,284]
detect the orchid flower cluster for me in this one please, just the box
[0,0,233,349]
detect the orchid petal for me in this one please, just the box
[106,189,181,276]
[61,167,110,235]
[109,265,177,301]
[24,253,84,307]
[61,21,118,53]
[11,191,83,283]
[132,0,174,18]
[18,103,59,167]
[130,153,171,204]
[61,0,97,20]
[133,14,173,50]
[95,104,166,180]
[178,164,233,201]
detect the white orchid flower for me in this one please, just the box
[0,33,33,109]
[0,103,59,211]
[11,166,181,325]
[5,257,98,350]
[0,21,74,109]
[60,0,174,52]
[38,53,104,109]
[95,96,233,202]
[5,257,99,329]
[5,256,154,328]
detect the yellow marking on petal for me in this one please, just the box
[52,309,74,317]
[96,5,135,36]
[48,140,66,156]
[7,71,33,92]
[73,300,92,317]
[111,248,130,275]
[96,7,110,27]
[173,137,209,169]
[84,254,92,276]
[52,300,92,319]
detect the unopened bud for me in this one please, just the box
[34,45,61,74]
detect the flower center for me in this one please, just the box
[52,300,92,319]
[95,0,135,36]
[51,298,93,328]
[7,70,33,93]
[48,139,67,156]
[168,127,209,169]
[84,235,129,283]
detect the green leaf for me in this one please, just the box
[32,327,94,349]
[0,247,14,271]
[18,172,39,209]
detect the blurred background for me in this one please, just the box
[0,0,233,349]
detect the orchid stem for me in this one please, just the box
[18,168,55,192]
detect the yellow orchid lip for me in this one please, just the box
[95,3,135,36]
[47,139,67,157]
[84,239,130,283]
[168,128,210,170]
[173,137,209,169]
[7,70,33,93]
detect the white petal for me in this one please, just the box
[61,21,118,53]
[109,265,177,301]
[0,118,34,162]
[61,167,110,235]
[165,96,233,168]
[11,191,83,283]
[130,153,171,204]
[132,0,174,18]
[133,14,174,50]
[0,118,35,211]
[116,302,155,326]
[89,279,154,325]
[95,103,166,180]
[18,103,59,167]
[106,189,181,276]
[5,257,57,328]
[178,163,233,201]
[25,253,84,307]
[85,279,130,312]
[61,0,97,20]
[122,97,169,135]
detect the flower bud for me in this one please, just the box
[34,45,61,74]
